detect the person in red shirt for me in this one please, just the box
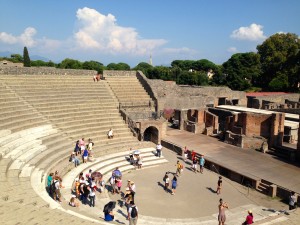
[243,210,254,224]
[191,150,196,161]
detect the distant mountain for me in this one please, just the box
[30,55,51,62]
[0,51,51,62]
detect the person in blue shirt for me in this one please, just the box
[82,147,89,163]
[199,155,205,174]
[104,210,114,221]
[171,176,177,195]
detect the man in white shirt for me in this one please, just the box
[156,143,162,157]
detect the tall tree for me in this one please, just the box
[222,52,261,90]
[23,47,31,67]
[257,33,300,91]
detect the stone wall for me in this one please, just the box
[0,65,97,75]
[103,70,136,77]
[208,108,235,131]
[145,78,246,111]
[247,94,300,109]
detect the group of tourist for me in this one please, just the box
[70,137,94,166]
[46,138,298,225]
[106,171,138,225]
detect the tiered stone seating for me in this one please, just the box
[105,75,153,108]
[1,75,152,154]
[0,74,290,225]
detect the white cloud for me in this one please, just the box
[230,23,266,41]
[74,7,167,55]
[0,27,37,47]
[227,47,238,53]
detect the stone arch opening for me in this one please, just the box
[143,126,159,143]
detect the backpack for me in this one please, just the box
[50,180,58,193]
[180,164,184,169]
[131,206,138,218]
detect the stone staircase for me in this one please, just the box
[104,74,154,109]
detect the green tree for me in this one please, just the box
[10,54,23,63]
[222,52,261,90]
[133,62,153,75]
[257,33,300,91]
[23,47,31,67]
[107,62,130,70]
[82,60,104,73]
[59,58,82,69]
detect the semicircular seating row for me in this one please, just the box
[0,75,155,224]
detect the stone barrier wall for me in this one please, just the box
[103,70,136,77]
[0,66,97,75]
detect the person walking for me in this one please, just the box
[128,201,138,225]
[192,157,198,173]
[289,191,297,210]
[199,155,205,174]
[175,161,183,176]
[217,176,222,195]
[218,198,228,225]
[171,176,177,195]
[183,146,188,162]
[163,172,169,192]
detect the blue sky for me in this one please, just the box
[0,0,299,67]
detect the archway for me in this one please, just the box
[143,126,159,143]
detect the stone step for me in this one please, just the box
[0,124,53,148]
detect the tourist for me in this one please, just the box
[242,210,254,225]
[82,147,89,163]
[156,142,162,157]
[128,201,138,225]
[80,181,90,205]
[183,146,188,162]
[70,152,80,167]
[88,138,94,156]
[137,155,143,169]
[108,128,114,139]
[74,140,80,156]
[110,176,116,194]
[103,201,116,222]
[218,198,229,225]
[69,195,80,207]
[128,180,136,201]
[74,178,81,198]
[199,155,205,174]
[93,74,101,82]
[89,185,96,207]
[175,161,183,176]
[79,137,85,154]
[116,178,122,194]
[123,187,133,210]
[52,176,62,203]
[217,176,222,195]
[289,191,297,210]
[192,157,198,173]
[47,172,54,195]
[191,150,196,161]
[171,176,177,195]
[163,172,169,192]
[104,210,115,222]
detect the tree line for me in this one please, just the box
[1,33,299,92]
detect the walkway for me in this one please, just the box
[162,128,300,193]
